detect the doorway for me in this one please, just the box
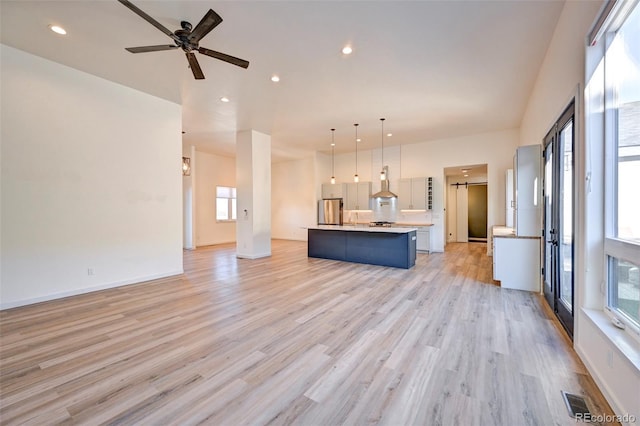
[445,165,488,243]
[468,184,488,242]
[543,101,575,338]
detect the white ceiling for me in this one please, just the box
[0,0,566,162]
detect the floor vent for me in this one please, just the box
[562,391,590,418]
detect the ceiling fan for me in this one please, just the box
[117,0,250,80]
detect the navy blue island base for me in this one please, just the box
[308,227,417,269]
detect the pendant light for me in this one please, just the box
[353,123,359,183]
[330,128,336,184]
[371,117,397,199]
[380,118,386,180]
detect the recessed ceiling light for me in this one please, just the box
[220,97,230,103]
[49,25,67,35]
[342,46,353,55]
[461,169,469,173]
[331,143,335,147]
[356,138,361,142]
[464,174,469,177]
[271,75,280,82]
[387,133,392,137]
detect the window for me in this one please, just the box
[216,186,236,221]
[602,1,640,331]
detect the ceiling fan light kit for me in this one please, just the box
[117,0,250,80]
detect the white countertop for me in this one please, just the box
[310,225,418,233]
[342,222,433,227]
[492,226,516,237]
[492,225,540,239]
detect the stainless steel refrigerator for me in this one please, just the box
[318,199,343,225]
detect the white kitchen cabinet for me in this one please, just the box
[345,182,372,210]
[398,177,427,210]
[506,169,514,227]
[398,179,412,209]
[493,235,541,291]
[513,144,542,237]
[321,183,345,199]
[416,227,432,253]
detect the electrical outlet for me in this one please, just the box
[606,350,613,368]
[87,268,94,276]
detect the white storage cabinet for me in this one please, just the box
[398,178,428,210]
[321,183,345,199]
[345,182,372,210]
[416,227,432,253]
[513,145,542,237]
[493,236,541,292]
[506,169,514,228]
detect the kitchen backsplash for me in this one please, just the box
[344,209,433,224]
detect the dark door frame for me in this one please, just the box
[543,100,575,338]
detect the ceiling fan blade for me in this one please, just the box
[125,45,179,53]
[118,0,178,42]
[188,9,223,43]
[186,52,205,80]
[198,47,250,69]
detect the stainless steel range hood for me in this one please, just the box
[371,166,398,199]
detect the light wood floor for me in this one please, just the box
[1,240,617,425]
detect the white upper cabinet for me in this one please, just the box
[506,169,514,227]
[345,182,372,210]
[398,177,427,210]
[321,183,345,199]
[398,179,412,209]
[513,144,542,236]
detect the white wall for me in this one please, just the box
[0,45,183,309]
[519,1,601,145]
[195,150,236,246]
[518,1,640,422]
[272,156,317,241]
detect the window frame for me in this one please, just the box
[601,2,640,336]
[216,186,237,223]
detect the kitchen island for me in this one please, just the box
[308,225,417,269]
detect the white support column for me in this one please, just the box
[236,130,271,259]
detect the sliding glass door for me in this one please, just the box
[543,102,575,337]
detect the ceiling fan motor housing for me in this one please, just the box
[174,23,198,52]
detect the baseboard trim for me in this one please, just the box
[0,269,184,310]
[575,343,626,421]
[236,252,272,260]
[196,239,236,248]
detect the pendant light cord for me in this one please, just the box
[380,118,385,167]
[380,118,386,180]
[354,123,359,179]
[331,128,335,179]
